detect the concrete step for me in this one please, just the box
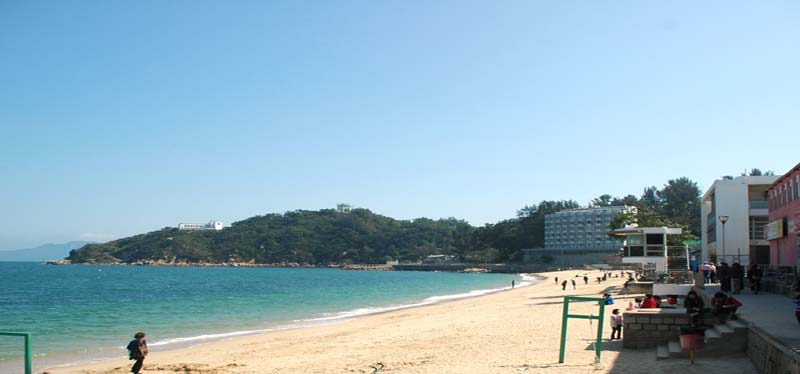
[726,319,746,329]
[656,343,669,360]
[705,328,721,341]
[714,324,733,334]
[668,340,681,354]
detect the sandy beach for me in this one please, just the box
[45,270,755,374]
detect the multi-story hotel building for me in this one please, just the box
[544,206,634,250]
[701,175,778,265]
[767,162,800,267]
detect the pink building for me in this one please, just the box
[767,162,800,266]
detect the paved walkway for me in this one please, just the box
[735,291,800,353]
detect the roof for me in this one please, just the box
[607,227,683,236]
[768,162,800,190]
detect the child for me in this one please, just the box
[609,309,623,340]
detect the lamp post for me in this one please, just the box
[719,215,729,262]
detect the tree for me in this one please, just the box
[749,168,763,176]
[656,177,702,237]
[640,186,660,210]
[590,194,613,207]
[611,194,639,207]
[608,206,696,245]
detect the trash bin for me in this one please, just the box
[679,327,705,350]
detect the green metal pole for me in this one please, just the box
[558,298,570,363]
[596,303,605,361]
[24,333,31,374]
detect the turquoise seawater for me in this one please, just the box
[0,262,529,372]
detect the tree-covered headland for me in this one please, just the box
[68,177,704,264]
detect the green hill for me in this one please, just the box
[67,183,700,266]
[67,209,489,265]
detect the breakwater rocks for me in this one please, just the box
[338,264,394,271]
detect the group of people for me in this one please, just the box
[698,262,762,294]
[684,290,743,327]
[555,274,594,291]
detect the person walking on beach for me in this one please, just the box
[583,275,589,285]
[571,279,576,290]
[609,309,623,340]
[555,276,559,285]
[512,280,515,288]
[561,280,568,291]
[127,332,148,374]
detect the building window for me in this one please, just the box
[785,184,789,206]
[794,175,800,202]
[768,190,773,210]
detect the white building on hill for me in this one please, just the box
[178,220,223,231]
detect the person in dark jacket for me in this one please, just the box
[711,291,742,322]
[747,264,763,294]
[684,290,704,327]
[717,262,731,292]
[127,332,148,374]
[731,263,744,294]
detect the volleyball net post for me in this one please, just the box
[558,296,606,364]
[0,331,32,374]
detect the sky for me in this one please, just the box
[1,1,799,249]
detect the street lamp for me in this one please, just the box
[719,215,729,262]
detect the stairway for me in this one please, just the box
[656,319,748,359]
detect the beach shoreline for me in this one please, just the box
[43,270,757,374]
[33,273,541,373]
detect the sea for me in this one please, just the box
[0,262,535,372]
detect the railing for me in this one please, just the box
[750,201,769,209]
[0,331,31,374]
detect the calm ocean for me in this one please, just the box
[0,262,532,372]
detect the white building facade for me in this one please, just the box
[700,175,778,265]
[178,220,223,231]
[544,206,635,250]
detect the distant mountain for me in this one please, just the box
[0,241,92,262]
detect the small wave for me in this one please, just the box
[149,330,272,346]
[147,276,542,351]
[303,275,540,323]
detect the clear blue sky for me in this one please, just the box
[1,1,798,249]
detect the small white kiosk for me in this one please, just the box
[608,227,683,272]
